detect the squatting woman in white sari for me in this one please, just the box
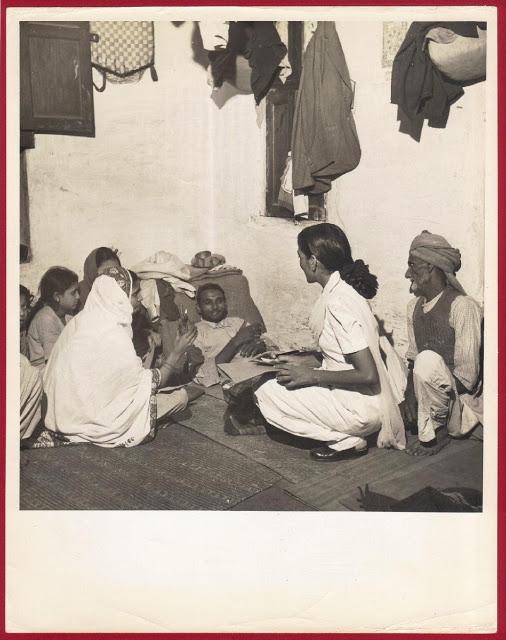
[255,223,406,461]
[43,266,195,447]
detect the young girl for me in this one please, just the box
[20,284,32,358]
[78,247,121,309]
[27,267,80,368]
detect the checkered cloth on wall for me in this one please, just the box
[90,21,158,90]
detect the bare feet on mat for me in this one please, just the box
[405,429,450,457]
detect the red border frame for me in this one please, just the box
[2,1,503,637]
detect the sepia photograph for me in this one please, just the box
[6,4,498,633]
[17,13,489,512]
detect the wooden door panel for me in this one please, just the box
[20,21,95,136]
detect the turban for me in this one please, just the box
[409,230,466,295]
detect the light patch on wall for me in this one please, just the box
[382,21,409,67]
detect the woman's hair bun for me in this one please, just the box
[340,259,378,299]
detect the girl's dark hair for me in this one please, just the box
[29,267,79,325]
[95,247,120,269]
[20,284,31,301]
[297,223,378,299]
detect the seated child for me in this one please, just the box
[27,267,80,368]
[20,284,32,358]
[20,285,43,440]
[193,283,266,387]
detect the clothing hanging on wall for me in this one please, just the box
[291,22,361,196]
[205,22,287,105]
[198,21,229,51]
[90,21,158,92]
[390,22,486,141]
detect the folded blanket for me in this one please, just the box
[131,251,196,297]
[131,250,192,280]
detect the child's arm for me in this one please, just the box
[38,314,64,363]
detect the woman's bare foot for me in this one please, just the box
[406,429,450,457]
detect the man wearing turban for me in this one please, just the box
[403,231,483,456]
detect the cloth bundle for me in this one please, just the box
[131,251,195,298]
[427,25,486,82]
[278,153,309,216]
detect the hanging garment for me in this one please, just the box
[90,21,158,91]
[291,22,361,196]
[391,22,486,141]
[198,21,229,51]
[207,22,287,104]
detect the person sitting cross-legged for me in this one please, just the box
[402,231,483,457]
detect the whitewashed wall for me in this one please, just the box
[20,21,485,353]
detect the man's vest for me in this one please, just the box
[413,286,462,371]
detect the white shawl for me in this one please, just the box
[43,274,155,447]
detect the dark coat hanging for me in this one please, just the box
[291,22,361,196]
[390,22,486,141]
[207,22,287,105]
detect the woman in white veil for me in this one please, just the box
[43,266,195,448]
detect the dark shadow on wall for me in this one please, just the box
[375,314,395,347]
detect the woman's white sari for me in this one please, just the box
[308,273,406,449]
[256,272,406,450]
[43,273,156,447]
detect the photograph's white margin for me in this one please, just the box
[5,5,498,633]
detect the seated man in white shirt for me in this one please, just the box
[402,231,483,456]
[193,283,266,388]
